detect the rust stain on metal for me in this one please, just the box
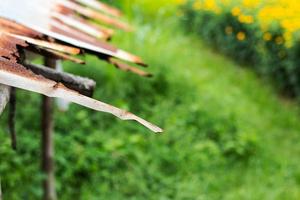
[0,58,51,83]
[0,0,145,65]
[51,19,117,52]
[0,17,42,38]
[0,0,163,133]
[109,58,152,77]
[0,57,162,133]
[55,6,114,39]
[29,47,85,64]
[58,0,131,31]
[42,49,85,64]
[75,0,122,17]
[6,33,81,55]
[0,33,28,62]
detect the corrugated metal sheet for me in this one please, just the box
[0,0,162,133]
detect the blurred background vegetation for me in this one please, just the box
[1,0,300,199]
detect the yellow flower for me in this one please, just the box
[193,1,202,10]
[238,15,254,24]
[237,32,246,41]
[263,32,272,41]
[188,0,300,47]
[231,7,241,16]
[203,0,220,13]
[242,0,260,8]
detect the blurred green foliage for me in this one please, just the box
[181,1,300,97]
[1,1,300,199]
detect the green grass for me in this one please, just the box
[1,2,300,200]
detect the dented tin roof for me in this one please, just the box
[0,0,162,133]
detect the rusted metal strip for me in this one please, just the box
[0,57,162,133]
[58,0,131,31]
[27,48,85,64]
[5,33,81,55]
[52,12,109,39]
[75,0,122,17]
[109,58,152,77]
[71,16,115,37]
[24,62,96,97]
[0,17,42,38]
[49,21,145,65]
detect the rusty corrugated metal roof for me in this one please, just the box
[75,0,122,17]
[0,0,145,65]
[0,0,162,133]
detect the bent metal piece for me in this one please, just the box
[0,58,162,133]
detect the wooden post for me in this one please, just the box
[41,58,57,200]
[9,87,17,150]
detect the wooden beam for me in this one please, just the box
[24,63,96,97]
[0,58,162,133]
